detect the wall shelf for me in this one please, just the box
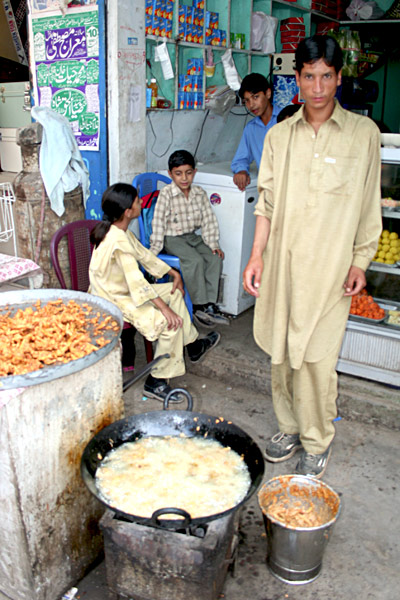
[145,0,349,111]
[339,19,400,25]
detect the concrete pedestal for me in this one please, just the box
[0,345,124,600]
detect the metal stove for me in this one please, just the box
[100,509,239,600]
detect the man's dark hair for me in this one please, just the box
[295,35,343,74]
[168,149,196,170]
[238,73,271,100]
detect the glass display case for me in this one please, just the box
[337,146,400,386]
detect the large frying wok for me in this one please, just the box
[81,373,265,530]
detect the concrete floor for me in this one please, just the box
[2,168,399,599]
[75,309,400,600]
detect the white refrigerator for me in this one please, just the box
[193,162,258,316]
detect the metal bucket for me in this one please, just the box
[258,474,341,585]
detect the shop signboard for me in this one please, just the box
[31,7,100,151]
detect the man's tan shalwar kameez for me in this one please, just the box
[89,225,198,379]
[254,102,382,453]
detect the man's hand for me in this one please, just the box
[233,171,251,191]
[168,268,185,297]
[243,256,264,297]
[344,265,366,296]
[213,248,225,260]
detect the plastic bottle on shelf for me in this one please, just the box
[149,78,158,108]
[146,80,152,108]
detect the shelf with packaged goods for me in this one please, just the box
[146,0,342,111]
[269,0,311,54]
[338,306,400,387]
[368,210,400,275]
[371,154,400,276]
[368,263,400,275]
[339,19,400,25]
[382,209,400,220]
[271,0,310,11]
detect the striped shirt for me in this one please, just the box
[149,181,220,256]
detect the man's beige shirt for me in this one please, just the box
[254,101,382,369]
[89,225,171,340]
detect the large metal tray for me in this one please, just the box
[384,314,400,328]
[348,299,394,325]
[349,313,386,324]
[370,261,399,269]
[0,289,123,391]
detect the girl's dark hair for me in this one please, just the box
[295,35,343,74]
[90,183,138,248]
[168,149,196,170]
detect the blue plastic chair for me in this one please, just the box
[132,172,193,318]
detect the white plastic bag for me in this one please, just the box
[221,49,241,91]
[251,12,278,54]
[346,0,384,20]
[205,85,237,117]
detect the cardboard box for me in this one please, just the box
[152,15,162,37]
[206,11,219,29]
[280,17,304,25]
[164,0,174,20]
[187,58,196,75]
[282,42,299,51]
[179,5,188,23]
[281,34,305,43]
[145,0,154,16]
[280,24,306,32]
[145,13,153,34]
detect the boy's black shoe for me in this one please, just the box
[187,331,221,364]
[143,375,183,403]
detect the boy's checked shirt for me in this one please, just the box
[149,181,221,255]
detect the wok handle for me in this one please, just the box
[163,388,193,411]
[150,507,192,528]
[122,353,170,393]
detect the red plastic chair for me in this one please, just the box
[50,219,154,364]
[132,172,193,318]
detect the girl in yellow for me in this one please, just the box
[89,183,220,401]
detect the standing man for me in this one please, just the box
[231,73,280,191]
[243,35,382,478]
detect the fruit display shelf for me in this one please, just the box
[337,298,400,386]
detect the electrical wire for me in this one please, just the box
[193,108,210,160]
[230,106,250,116]
[148,109,175,158]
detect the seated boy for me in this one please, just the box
[149,149,229,328]
[231,73,280,191]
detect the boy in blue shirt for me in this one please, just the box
[231,73,280,191]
